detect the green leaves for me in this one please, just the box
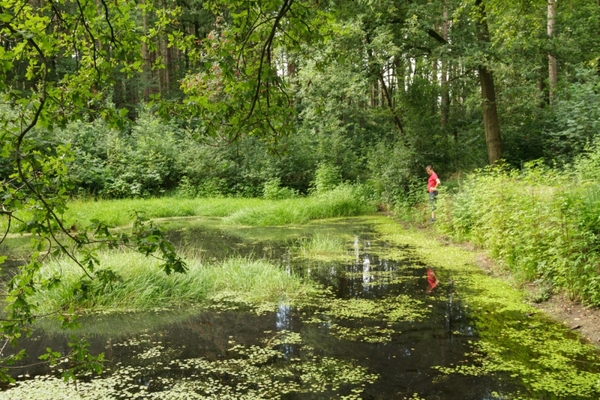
[0,0,186,381]
[131,212,187,275]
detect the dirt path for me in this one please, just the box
[533,294,600,346]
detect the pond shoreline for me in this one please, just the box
[408,215,600,348]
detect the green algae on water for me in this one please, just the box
[369,215,600,399]
[3,330,378,400]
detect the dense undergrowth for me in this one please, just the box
[435,149,600,306]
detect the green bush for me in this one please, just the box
[263,177,298,200]
[310,163,342,194]
[438,161,600,305]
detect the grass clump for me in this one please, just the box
[33,250,315,313]
[292,233,351,261]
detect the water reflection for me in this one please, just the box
[426,267,439,293]
[275,303,295,358]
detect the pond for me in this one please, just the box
[1,216,600,399]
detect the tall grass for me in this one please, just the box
[292,233,351,260]
[437,161,600,305]
[225,185,377,226]
[0,187,376,235]
[33,250,315,313]
[63,197,267,227]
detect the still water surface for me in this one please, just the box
[0,217,563,398]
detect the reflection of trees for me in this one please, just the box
[276,303,295,357]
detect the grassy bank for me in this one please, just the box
[225,185,376,226]
[435,161,600,306]
[33,251,316,313]
[63,197,266,227]
[0,185,376,234]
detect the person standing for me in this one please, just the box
[426,165,441,222]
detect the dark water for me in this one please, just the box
[3,218,520,398]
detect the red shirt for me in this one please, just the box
[427,173,439,192]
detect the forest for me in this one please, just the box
[2,0,600,397]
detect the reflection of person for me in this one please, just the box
[426,267,439,293]
[426,165,441,222]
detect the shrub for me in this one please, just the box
[310,163,342,194]
[437,161,600,305]
[263,178,298,200]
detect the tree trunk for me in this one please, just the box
[141,0,152,99]
[365,35,405,137]
[548,0,557,104]
[479,67,503,164]
[432,51,438,115]
[476,0,503,164]
[537,56,549,107]
[440,1,450,126]
[377,72,404,136]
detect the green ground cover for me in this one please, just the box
[373,215,600,399]
[435,162,600,306]
[0,185,375,235]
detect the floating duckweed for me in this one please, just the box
[136,345,164,360]
[368,216,600,399]
[300,295,428,324]
[329,324,396,343]
[4,329,379,399]
[7,215,600,399]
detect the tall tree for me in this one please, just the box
[548,0,558,103]
[440,0,450,126]
[475,0,503,163]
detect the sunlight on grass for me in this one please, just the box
[33,250,316,313]
[62,197,268,228]
[225,186,376,226]
[0,187,376,232]
[292,233,351,261]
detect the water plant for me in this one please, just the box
[371,214,600,399]
[32,250,316,313]
[2,331,378,399]
[291,232,352,261]
[6,215,600,399]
